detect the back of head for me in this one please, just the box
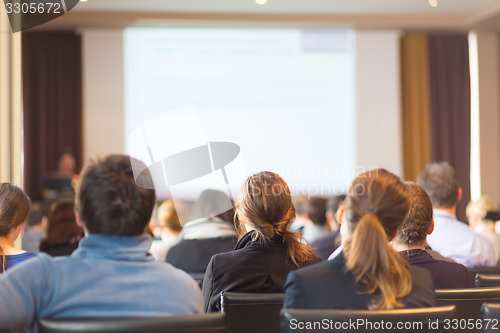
[40,201,83,250]
[327,194,346,215]
[191,189,234,223]
[75,155,155,236]
[396,182,433,245]
[236,171,317,267]
[0,183,30,238]
[304,197,327,226]
[466,195,500,224]
[417,162,459,209]
[157,200,186,233]
[343,169,411,310]
[0,183,30,272]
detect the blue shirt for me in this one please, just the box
[0,234,203,331]
[427,210,496,267]
[3,251,37,272]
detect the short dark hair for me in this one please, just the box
[305,197,327,226]
[75,155,155,235]
[327,194,346,214]
[396,182,433,245]
[417,162,459,209]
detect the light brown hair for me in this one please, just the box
[343,169,412,310]
[0,183,30,272]
[236,171,318,267]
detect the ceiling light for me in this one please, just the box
[428,0,438,7]
[80,0,88,2]
[255,0,267,5]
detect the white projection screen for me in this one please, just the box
[124,27,356,203]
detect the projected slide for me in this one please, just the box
[124,28,356,200]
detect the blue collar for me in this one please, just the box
[72,234,154,262]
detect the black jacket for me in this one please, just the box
[202,230,301,312]
[402,249,470,289]
[284,251,437,309]
[166,237,237,278]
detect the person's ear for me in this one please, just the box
[427,219,435,235]
[74,210,84,228]
[337,206,345,225]
[457,187,463,203]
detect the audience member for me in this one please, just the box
[39,200,84,257]
[166,189,237,278]
[310,194,345,260]
[0,183,34,273]
[466,195,500,265]
[150,200,188,262]
[418,162,495,267]
[0,155,202,330]
[21,202,47,253]
[392,182,469,289]
[284,169,436,310]
[202,171,320,312]
[299,197,330,243]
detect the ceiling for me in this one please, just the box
[38,0,500,31]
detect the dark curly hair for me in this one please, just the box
[396,182,433,245]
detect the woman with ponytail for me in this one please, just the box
[0,183,33,273]
[283,169,436,310]
[202,171,319,312]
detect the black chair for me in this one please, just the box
[468,267,500,287]
[475,274,500,287]
[281,306,456,333]
[436,287,500,333]
[482,303,500,333]
[220,292,283,333]
[38,313,226,333]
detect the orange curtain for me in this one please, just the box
[401,33,431,182]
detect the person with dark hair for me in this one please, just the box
[284,169,436,310]
[39,201,84,257]
[417,162,495,267]
[300,197,330,243]
[310,194,345,260]
[0,155,202,330]
[166,189,238,278]
[202,172,320,312]
[0,184,34,273]
[21,202,47,253]
[391,182,469,289]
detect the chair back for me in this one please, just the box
[482,303,500,333]
[38,313,226,333]
[436,287,500,333]
[475,274,500,287]
[468,267,500,286]
[220,292,283,333]
[281,306,455,333]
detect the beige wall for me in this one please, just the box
[356,30,403,177]
[81,28,125,165]
[475,32,500,202]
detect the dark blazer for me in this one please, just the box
[401,249,470,289]
[202,231,302,312]
[284,251,436,310]
[41,242,79,257]
[166,237,237,277]
[310,230,340,261]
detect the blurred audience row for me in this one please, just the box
[1,157,500,330]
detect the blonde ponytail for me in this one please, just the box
[344,213,412,309]
[343,169,412,310]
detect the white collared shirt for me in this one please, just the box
[427,210,496,267]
